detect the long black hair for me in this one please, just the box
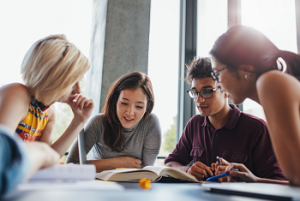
[210,25,300,80]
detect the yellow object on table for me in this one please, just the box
[139,178,151,189]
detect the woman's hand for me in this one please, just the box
[67,94,94,123]
[213,157,230,182]
[225,163,259,182]
[120,156,142,168]
[25,142,60,180]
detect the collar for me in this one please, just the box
[123,120,140,133]
[202,104,241,130]
[31,96,50,112]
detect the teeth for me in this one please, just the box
[124,117,133,121]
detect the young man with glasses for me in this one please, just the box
[164,57,285,182]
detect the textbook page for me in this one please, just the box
[96,166,198,182]
[30,164,96,181]
[96,168,158,181]
[143,166,198,182]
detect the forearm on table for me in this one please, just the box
[91,157,126,172]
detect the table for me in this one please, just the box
[4,182,269,201]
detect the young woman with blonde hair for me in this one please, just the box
[0,34,94,157]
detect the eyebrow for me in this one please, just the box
[191,85,214,90]
[121,98,145,104]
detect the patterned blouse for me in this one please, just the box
[16,96,49,142]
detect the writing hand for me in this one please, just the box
[187,161,214,181]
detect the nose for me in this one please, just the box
[195,93,205,103]
[126,105,135,116]
[72,82,81,95]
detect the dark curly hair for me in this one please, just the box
[185,57,213,84]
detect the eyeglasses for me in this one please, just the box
[211,66,227,82]
[187,88,219,99]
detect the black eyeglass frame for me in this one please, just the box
[211,66,228,82]
[186,88,219,99]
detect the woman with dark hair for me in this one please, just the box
[66,72,162,172]
[210,25,300,185]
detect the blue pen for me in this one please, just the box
[206,169,239,181]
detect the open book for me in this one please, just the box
[96,166,198,182]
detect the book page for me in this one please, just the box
[96,168,158,181]
[143,166,198,182]
[143,166,167,175]
[30,164,96,181]
[163,168,198,182]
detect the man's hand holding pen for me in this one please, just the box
[186,160,214,181]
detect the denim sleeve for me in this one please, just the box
[0,131,30,198]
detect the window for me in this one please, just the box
[148,0,180,165]
[197,0,228,57]
[241,0,297,120]
[0,0,92,161]
[195,0,228,114]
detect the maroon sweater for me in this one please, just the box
[165,104,285,180]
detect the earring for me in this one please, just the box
[245,74,248,80]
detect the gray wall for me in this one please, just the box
[87,0,151,117]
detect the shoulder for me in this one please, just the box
[187,115,205,126]
[0,83,30,116]
[257,71,300,99]
[142,113,162,135]
[145,113,160,124]
[86,113,106,128]
[239,112,267,129]
[90,113,105,122]
[257,71,300,108]
[0,83,30,101]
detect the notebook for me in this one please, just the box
[30,164,96,181]
[202,183,300,201]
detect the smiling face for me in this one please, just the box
[211,56,249,105]
[116,88,148,128]
[191,77,227,117]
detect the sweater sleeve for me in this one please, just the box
[0,127,30,198]
[164,118,193,165]
[66,114,103,164]
[142,114,162,166]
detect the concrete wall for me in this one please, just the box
[87,0,151,117]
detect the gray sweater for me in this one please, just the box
[66,113,162,166]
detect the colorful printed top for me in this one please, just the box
[16,96,49,142]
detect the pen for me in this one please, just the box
[216,156,222,165]
[206,168,239,181]
[189,160,194,167]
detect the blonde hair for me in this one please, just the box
[21,35,90,105]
